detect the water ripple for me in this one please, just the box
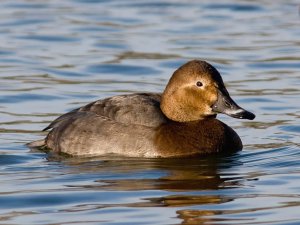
[0,93,64,104]
[0,0,300,224]
[87,64,161,76]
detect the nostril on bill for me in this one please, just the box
[224,99,231,108]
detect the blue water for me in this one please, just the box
[0,0,300,224]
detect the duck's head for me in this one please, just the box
[160,60,255,122]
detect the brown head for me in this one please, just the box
[160,60,255,122]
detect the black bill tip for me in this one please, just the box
[229,109,256,120]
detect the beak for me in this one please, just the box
[212,89,255,120]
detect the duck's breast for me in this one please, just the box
[153,119,242,157]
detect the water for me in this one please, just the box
[0,0,300,224]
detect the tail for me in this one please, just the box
[26,139,46,148]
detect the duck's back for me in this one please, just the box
[44,93,168,157]
[45,93,166,131]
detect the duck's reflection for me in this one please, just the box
[49,154,243,223]
[49,155,241,190]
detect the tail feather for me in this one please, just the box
[26,139,45,148]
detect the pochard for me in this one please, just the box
[28,60,255,157]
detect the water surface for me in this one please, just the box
[0,0,300,224]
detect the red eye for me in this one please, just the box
[196,81,203,87]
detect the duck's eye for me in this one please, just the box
[196,81,203,87]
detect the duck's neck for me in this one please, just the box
[160,96,203,122]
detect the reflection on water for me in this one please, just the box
[0,0,300,224]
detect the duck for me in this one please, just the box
[28,60,255,158]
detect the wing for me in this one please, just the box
[43,93,167,131]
